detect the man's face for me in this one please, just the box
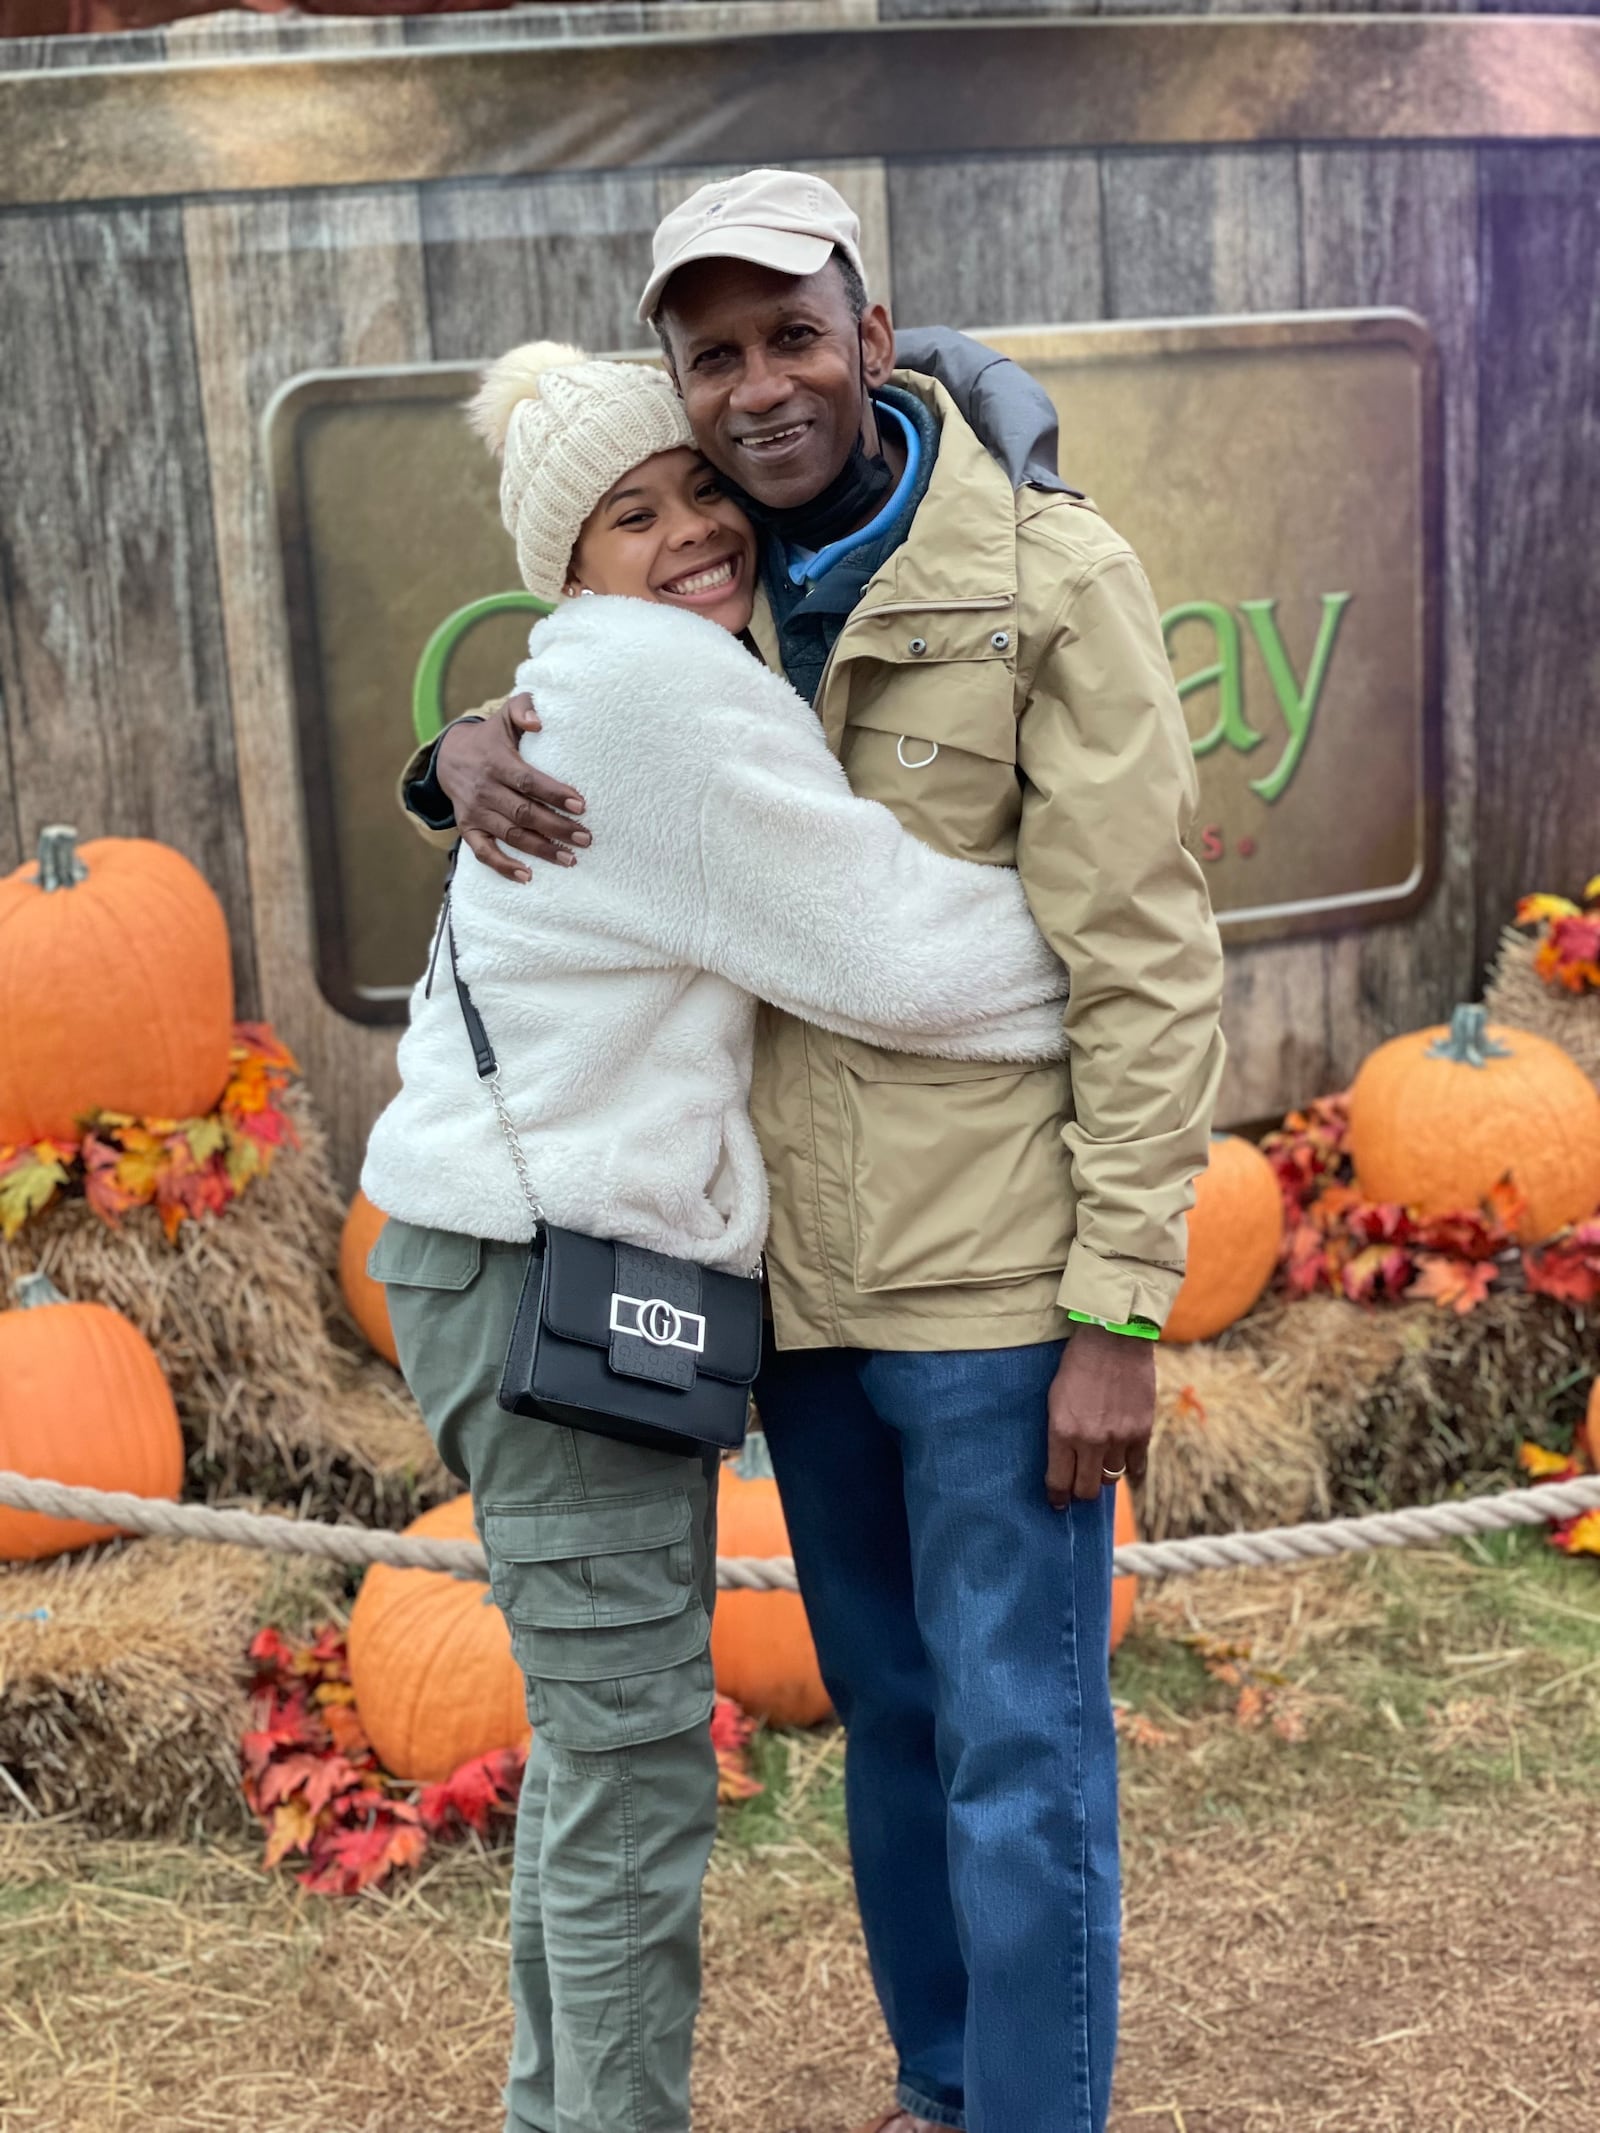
[658,257,896,511]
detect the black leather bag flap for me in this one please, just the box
[540,1226,762,1388]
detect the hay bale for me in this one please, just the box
[1485,925,1600,1088]
[0,1089,449,1527]
[1322,1287,1600,1513]
[1147,1298,1400,1539]
[0,1537,334,1836]
[1145,1287,1600,1539]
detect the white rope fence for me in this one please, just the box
[3,1468,1599,1587]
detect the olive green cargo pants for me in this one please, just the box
[372,1221,720,2133]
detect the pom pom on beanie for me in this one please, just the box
[466,341,695,604]
[466,340,589,458]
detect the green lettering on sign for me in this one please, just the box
[1240,592,1353,803]
[1163,600,1262,758]
[411,590,554,747]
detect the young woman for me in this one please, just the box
[362,343,1068,2133]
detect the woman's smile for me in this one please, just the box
[654,552,744,606]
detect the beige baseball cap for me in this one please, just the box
[637,167,867,324]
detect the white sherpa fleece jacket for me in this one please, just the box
[363,597,1067,1267]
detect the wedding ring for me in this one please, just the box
[1103,1464,1127,1480]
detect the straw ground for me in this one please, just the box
[3,1530,1597,2130]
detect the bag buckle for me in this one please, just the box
[608,1292,707,1355]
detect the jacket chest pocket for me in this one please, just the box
[835,624,1020,862]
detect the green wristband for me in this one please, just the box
[1066,1309,1161,1341]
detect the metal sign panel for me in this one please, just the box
[269,310,1438,1024]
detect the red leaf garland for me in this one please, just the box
[0,1023,300,1242]
[1261,1096,1600,1312]
[243,1625,763,1895]
[1517,880,1600,995]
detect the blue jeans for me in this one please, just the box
[755,1338,1120,2133]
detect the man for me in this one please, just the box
[400,171,1225,2133]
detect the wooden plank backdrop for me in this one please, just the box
[1,3,1596,1185]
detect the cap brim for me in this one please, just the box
[636,226,836,324]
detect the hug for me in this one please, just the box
[363,165,1225,2133]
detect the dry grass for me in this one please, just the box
[0,1091,449,1528]
[1486,925,1600,1090]
[1148,1298,1408,1538]
[3,1537,1598,2131]
[1146,1287,1599,1540]
[1322,1287,1600,1514]
[0,1539,344,1837]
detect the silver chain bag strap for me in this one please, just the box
[425,847,760,1457]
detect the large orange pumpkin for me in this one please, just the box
[1110,1479,1138,1655]
[347,1495,530,1783]
[1162,1135,1284,1344]
[340,1190,398,1366]
[0,1270,184,1561]
[0,826,234,1145]
[1348,1004,1600,1243]
[712,1436,831,1727]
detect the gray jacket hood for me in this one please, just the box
[895,326,1080,497]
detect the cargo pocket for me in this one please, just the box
[367,1218,482,1292]
[364,1220,497,1485]
[483,1491,713,1751]
[836,1044,1077,1292]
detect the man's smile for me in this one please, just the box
[733,420,814,462]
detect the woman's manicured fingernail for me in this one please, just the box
[569,828,591,846]
[557,851,576,868]
[564,798,585,813]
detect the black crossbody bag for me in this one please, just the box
[428,851,759,1459]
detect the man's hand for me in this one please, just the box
[437,692,590,881]
[1045,1323,1155,1508]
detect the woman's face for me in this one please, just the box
[565,447,756,633]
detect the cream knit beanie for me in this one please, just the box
[467,342,696,604]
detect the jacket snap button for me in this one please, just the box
[907,636,928,656]
[990,630,1011,651]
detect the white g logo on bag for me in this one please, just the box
[609,1293,707,1355]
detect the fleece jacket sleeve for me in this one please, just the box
[692,751,1067,1061]
[517,599,1064,1059]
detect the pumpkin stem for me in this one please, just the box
[15,1270,69,1311]
[36,825,88,893]
[732,1430,776,1484]
[1426,1004,1512,1070]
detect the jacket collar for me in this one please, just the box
[748,371,1018,674]
[849,370,1019,615]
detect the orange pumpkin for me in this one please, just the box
[712,1436,831,1727]
[1162,1135,1284,1344]
[0,826,234,1145]
[340,1190,398,1366]
[0,1271,184,1561]
[1110,1479,1138,1655]
[347,1495,529,1783]
[1348,1005,1600,1244]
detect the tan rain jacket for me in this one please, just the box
[399,371,1225,1352]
